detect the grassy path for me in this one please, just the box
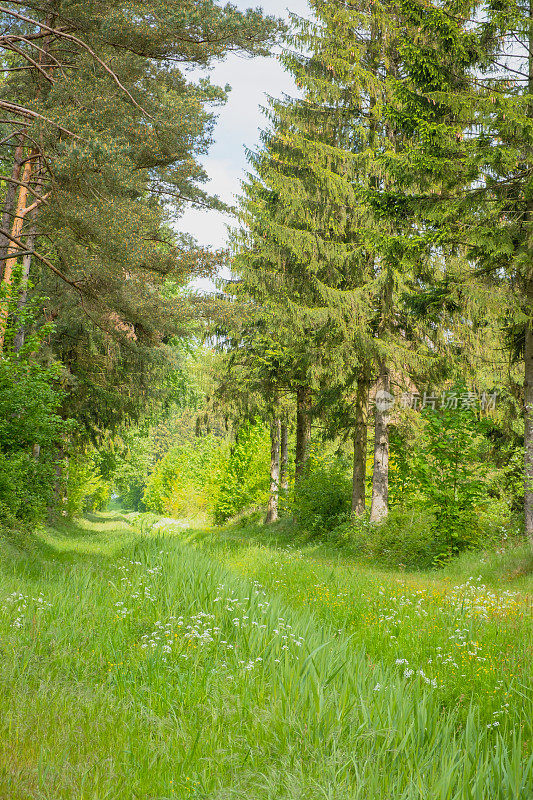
[184,521,533,732]
[0,513,531,799]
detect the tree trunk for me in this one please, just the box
[295,386,312,479]
[370,365,391,523]
[0,136,26,278]
[280,422,289,492]
[265,419,281,524]
[51,440,68,519]
[13,220,38,353]
[0,151,35,352]
[525,282,533,548]
[352,376,370,516]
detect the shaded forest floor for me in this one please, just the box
[0,513,531,799]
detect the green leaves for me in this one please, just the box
[214,420,270,523]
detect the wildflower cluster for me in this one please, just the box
[115,558,157,602]
[112,558,308,678]
[394,658,438,687]
[445,577,521,620]
[1,591,52,629]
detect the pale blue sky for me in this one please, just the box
[180,1,309,252]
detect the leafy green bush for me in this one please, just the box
[292,455,352,534]
[350,509,444,569]
[387,403,505,556]
[66,453,110,517]
[144,434,228,520]
[0,322,67,526]
[214,421,270,524]
[0,452,54,525]
[412,407,492,553]
[112,431,153,511]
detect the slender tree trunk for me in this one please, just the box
[352,375,370,516]
[280,422,289,492]
[295,386,312,479]
[0,136,26,278]
[525,280,533,548]
[370,365,391,523]
[13,157,42,353]
[0,152,35,352]
[53,436,69,517]
[265,419,281,524]
[13,219,38,353]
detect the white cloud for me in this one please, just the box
[178,158,239,249]
[181,0,310,287]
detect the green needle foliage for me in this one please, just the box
[369,0,533,541]
[0,1,283,436]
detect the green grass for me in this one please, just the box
[0,513,532,799]
[184,520,533,725]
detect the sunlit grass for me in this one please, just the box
[0,513,531,799]
[184,521,533,733]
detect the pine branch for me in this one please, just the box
[0,6,153,119]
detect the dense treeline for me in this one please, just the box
[2,0,533,567]
[216,0,533,554]
[0,1,281,526]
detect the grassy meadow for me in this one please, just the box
[0,513,531,799]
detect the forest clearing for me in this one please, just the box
[2,0,533,796]
[0,512,531,799]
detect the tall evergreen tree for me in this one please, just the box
[234,0,441,520]
[381,0,533,544]
[0,0,282,434]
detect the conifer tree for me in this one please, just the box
[0,0,282,434]
[234,0,440,521]
[382,0,533,545]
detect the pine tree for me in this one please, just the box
[0,0,282,433]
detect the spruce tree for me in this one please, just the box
[234,0,441,521]
[383,0,533,545]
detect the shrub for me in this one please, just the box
[66,454,111,517]
[0,452,54,525]
[144,434,228,520]
[113,432,153,511]
[0,328,68,525]
[292,456,352,535]
[214,421,270,524]
[365,509,444,569]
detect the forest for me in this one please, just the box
[0,0,532,798]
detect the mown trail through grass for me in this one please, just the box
[0,513,532,799]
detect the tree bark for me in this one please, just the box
[265,418,281,524]
[370,364,391,523]
[0,151,35,352]
[352,375,370,516]
[0,135,25,278]
[295,386,312,479]
[280,422,289,492]
[13,218,38,353]
[51,439,69,519]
